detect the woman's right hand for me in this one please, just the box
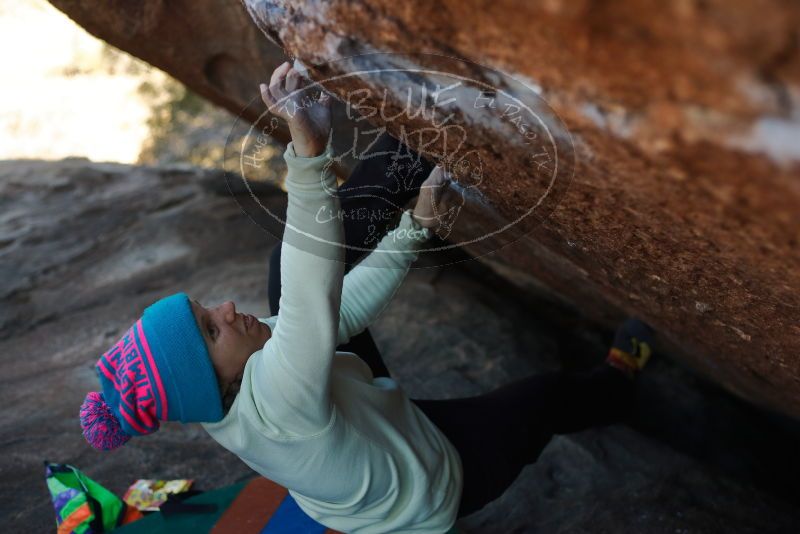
[260,61,332,157]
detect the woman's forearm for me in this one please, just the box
[288,118,327,158]
[337,210,430,345]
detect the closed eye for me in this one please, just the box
[191,300,217,342]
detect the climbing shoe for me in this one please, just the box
[605,318,654,377]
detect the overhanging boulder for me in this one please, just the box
[244,0,800,418]
[48,0,800,418]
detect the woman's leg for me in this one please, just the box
[413,364,635,517]
[337,132,434,265]
[268,132,433,377]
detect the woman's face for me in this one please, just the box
[189,299,271,391]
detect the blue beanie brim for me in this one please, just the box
[141,293,224,423]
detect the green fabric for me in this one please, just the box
[113,481,246,534]
[46,462,125,533]
[46,473,90,533]
[79,471,125,531]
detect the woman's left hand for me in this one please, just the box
[411,166,462,236]
[260,61,332,157]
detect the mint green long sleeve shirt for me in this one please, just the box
[203,143,463,533]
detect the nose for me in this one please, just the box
[214,300,237,323]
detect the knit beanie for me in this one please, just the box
[80,292,223,450]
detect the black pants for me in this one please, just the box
[413,366,633,517]
[267,134,634,517]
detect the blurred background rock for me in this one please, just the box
[0,0,282,175]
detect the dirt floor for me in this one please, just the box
[2,158,800,532]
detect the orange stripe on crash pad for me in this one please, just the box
[211,478,288,534]
[58,502,92,534]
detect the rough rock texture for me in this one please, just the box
[2,158,800,532]
[238,0,800,418]
[45,0,800,417]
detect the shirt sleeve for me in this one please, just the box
[337,209,431,345]
[253,142,345,436]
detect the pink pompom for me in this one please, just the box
[80,392,131,451]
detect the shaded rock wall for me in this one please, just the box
[47,0,800,417]
[240,0,800,418]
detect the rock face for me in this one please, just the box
[238,0,800,417]
[47,0,800,417]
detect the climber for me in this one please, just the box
[78,61,655,533]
